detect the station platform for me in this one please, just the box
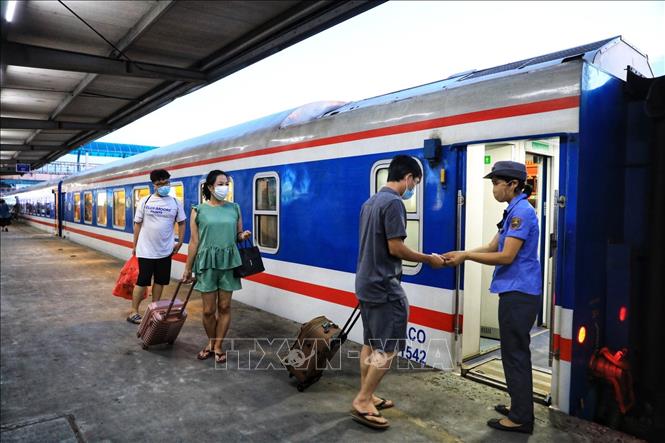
[0,224,644,442]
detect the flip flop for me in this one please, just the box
[350,409,389,430]
[126,313,142,324]
[214,352,227,364]
[197,348,213,360]
[374,397,394,410]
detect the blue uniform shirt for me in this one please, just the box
[489,193,542,296]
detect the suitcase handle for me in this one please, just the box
[165,279,196,318]
[336,303,361,344]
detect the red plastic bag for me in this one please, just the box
[112,256,149,300]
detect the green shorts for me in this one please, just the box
[194,268,241,293]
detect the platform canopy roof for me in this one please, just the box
[0,0,383,175]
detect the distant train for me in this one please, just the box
[7,36,663,438]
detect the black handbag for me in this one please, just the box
[233,239,265,278]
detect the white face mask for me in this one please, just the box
[213,185,229,200]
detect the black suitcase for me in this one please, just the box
[283,305,361,391]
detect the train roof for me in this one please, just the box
[322,36,653,117]
[4,178,60,197]
[18,36,652,190]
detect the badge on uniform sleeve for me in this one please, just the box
[510,217,522,230]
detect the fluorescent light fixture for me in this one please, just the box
[5,1,17,22]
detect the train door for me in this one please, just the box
[52,189,58,235]
[460,137,559,404]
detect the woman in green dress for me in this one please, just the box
[183,170,251,364]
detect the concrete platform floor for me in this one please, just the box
[1,224,645,442]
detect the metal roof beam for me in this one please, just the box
[22,1,175,152]
[205,1,386,78]
[1,41,207,83]
[49,1,385,166]
[1,118,109,130]
[1,144,64,151]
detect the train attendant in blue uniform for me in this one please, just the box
[443,161,541,435]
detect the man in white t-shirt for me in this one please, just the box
[127,169,187,324]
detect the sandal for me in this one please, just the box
[197,348,213,360]
[214,352,227,364]
[126,313,142,324]
[374,397,394,410]
[350,409,389,430]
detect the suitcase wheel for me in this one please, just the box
[141,343,148,350]
[297,383,305,392]
[167,340,175,345]
[288,373,293,378]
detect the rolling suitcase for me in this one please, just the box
[137,281,195,349]
[284,304,361,391]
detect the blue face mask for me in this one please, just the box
[157,185,170,197]
[402,186,415,200]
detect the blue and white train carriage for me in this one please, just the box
[10,36,662,435]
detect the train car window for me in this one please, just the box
[253,173,279,253]
[198,179,205,204]
[371,159,423,273]
[198,178,234,204]
[113,189,126,229]
[169,182,184,203]
[169,182,184,239]
[374,167,418,213]
[133,187,150,216]
[84,192,93,223]
[74,193,81,222]
[97,191,107,226]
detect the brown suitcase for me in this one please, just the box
[137,281,195,349]
[284,305,360,391]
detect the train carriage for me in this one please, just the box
[8,36,661,436]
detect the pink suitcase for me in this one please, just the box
[137,281,195,349]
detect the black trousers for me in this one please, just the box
[499,291,541,424]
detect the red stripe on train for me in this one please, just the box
[62,223,458,333]
[245,272,459,332]
[97,96,579,183]
[553,333,572,362]
[21,215,55,228]
[63,225,188,262]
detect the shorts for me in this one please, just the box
[359,297,409,353]
[137,256,172,286]
[194,268,241,293]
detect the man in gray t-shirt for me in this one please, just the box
[350,155,444,430]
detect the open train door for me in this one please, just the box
[459,137,559,405]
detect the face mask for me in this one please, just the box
[213,185,229,200]
[402,186,415,200]
[157,185,170,197]
[402,175,415,200]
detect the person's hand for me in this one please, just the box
[131,247,136,256]
[441,251,466,267]
[172,242,183,256]
[182,269,193,283]
[238,230,251,241]
[428,253,446,269]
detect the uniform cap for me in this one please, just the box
[483,160,527,181]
